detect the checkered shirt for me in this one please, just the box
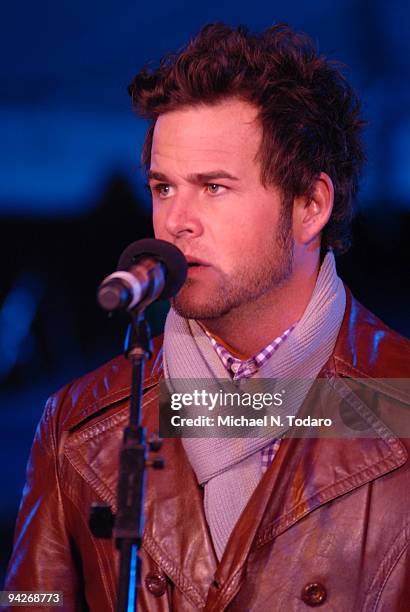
[204,323,297,473]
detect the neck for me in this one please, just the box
[198,259,319,358]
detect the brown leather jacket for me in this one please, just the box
[5,289,410,611]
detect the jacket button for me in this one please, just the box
[145,572,167,597]
[301,582,327,606]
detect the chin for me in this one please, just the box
[171,296,214,320]
[171,291,240,320]
[171,288,232,320]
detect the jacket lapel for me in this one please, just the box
[64,367,217,609]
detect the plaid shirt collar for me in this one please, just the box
[202,322,297,473]
[203,322,297,381]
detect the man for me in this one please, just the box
[6,23,410,610]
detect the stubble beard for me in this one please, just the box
[172,208,294,320]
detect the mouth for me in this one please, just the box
[185,257,211,277]
[185,257,210,268]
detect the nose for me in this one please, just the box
[155,191,203,241]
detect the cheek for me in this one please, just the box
[152,207,165,238]
[218,214,276,266]
[225,216,269,246]
[213,225,255,267]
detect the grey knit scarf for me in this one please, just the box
[163,252,346,559]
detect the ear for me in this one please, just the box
[293,172,334,245]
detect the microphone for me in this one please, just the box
[97,239,188,312]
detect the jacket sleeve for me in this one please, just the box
[4,387,86,610]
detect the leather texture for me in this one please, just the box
[5,288,410,611]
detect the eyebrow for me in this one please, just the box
[147,170,240,183]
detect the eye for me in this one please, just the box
[206,183,225,195]
[152,183,173,198]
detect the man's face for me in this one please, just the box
[149,98,294,319]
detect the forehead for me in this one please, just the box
[151,99,261,169]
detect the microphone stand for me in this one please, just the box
[90,303,164,611]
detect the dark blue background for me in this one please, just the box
[1,0,409,584]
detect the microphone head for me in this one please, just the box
[117,238,188,299]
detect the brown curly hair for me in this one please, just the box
[128,23,366,253]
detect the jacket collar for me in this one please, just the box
[63,335,162,432]
[66,287,407,428]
